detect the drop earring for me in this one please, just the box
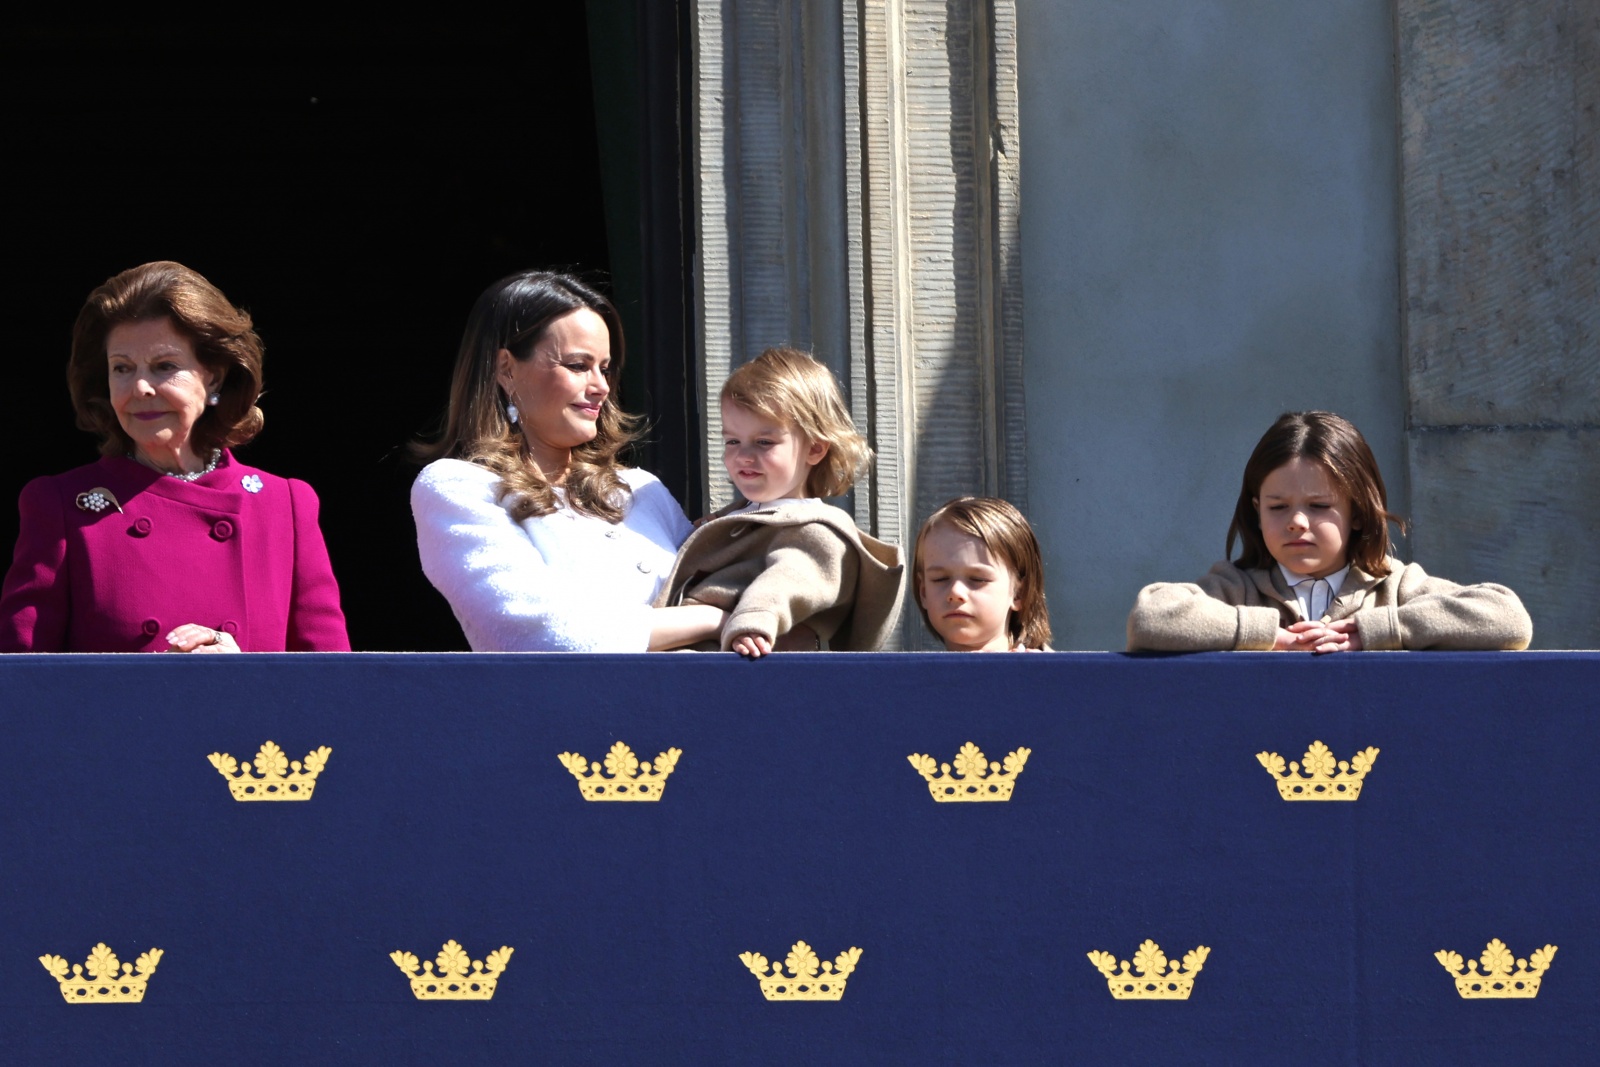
[505,394,520,425]
[207,392,220,407]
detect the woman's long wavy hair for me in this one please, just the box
[1226,411,1404,577]
[413,271,639,523]
[69,261,266,457]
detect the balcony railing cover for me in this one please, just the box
[3,651,1593,1063]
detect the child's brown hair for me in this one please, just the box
[1227,411,1404,576]
[913,497,1052,649]
[721,347,870,498]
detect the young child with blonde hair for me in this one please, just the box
[913,497,1053,651]
[1126,411,1532,652]
[655,347,905,655]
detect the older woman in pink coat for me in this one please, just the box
[0,262,348,653]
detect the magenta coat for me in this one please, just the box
[0,452,349,652]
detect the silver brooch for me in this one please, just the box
[241,474,264,494]
[74,487,123,514]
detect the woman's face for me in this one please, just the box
[107,317,218,465]
[497,308,611,474]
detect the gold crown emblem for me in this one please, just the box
[391,941,514,1000]
[557,742,681,801]
[40,943,163,1003]
[1256,741,1377,800]
[207,741,332,800]
[739,942,863,1001]
[1436,940,1556,998]
[909,742,1030,801]
[1087,940,1210,1000]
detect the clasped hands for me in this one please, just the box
[1273,619,1362,654]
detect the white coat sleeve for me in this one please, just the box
[411,460,654,652]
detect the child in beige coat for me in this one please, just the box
[1127,411,1531,653]
[655,348,904,655]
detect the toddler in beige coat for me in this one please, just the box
[655,348,904,655]
[1127,411,1531,653]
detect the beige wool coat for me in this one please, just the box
[1126,558,1532,652]
[654,499,905,651]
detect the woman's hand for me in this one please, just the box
[166,624,240,653]
[648,604,729,650]
[1310,618,1362,654]
[730,633,773,658]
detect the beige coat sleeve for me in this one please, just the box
[722,524,857,650]
[1126,561,1282,651]
[1352,563,1533,650]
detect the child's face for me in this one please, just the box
[1254,457,1354,579]
[721,401,827,503]
[917,523,1020,652]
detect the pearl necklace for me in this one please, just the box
[130,449,222,482]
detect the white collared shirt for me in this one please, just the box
[736,496,807,513]
[1278,563,1350,622]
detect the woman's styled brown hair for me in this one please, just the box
[1226,411,1404,577]
[413,270,639,523]
[721,346,870,499]
[69,261,266,457]
[913,496,1052,650]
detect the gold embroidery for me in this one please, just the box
[1256,741,1378,800]
[40,943,162,1003]
[908,742,1029,801]
[1087,940,1209,1000]
[1436,940,1556,998]
[557,742,680,800]
[391,941,514,1000]
[739,942,862,1001]
[208,741,331,800]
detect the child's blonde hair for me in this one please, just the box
[913,497,1052,650]
[721,346,870,498]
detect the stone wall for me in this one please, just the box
[692,0,1024,647]
[1017,0,1408,649]
[1398,0,1600,647]
[690,0,1598,649]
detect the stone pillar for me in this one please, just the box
[691,0,1025,646]
[1398,1,1599,646]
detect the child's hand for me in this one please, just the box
[1310,619,1362,654]
[731,633,773,658]
[1273,621,1328,651]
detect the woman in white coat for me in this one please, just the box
[411,271,725,651]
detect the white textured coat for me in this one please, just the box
[412,459,692,651]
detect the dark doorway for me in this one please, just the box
[2,12,692,651]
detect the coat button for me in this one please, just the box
[636,561,653,574]
[141,618,161,636]
[220,620,239,635]
[211,519,235,541]
[130,517,153,537]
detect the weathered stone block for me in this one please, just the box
[1399,0,1599,425]
[1408,427,1600,648]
